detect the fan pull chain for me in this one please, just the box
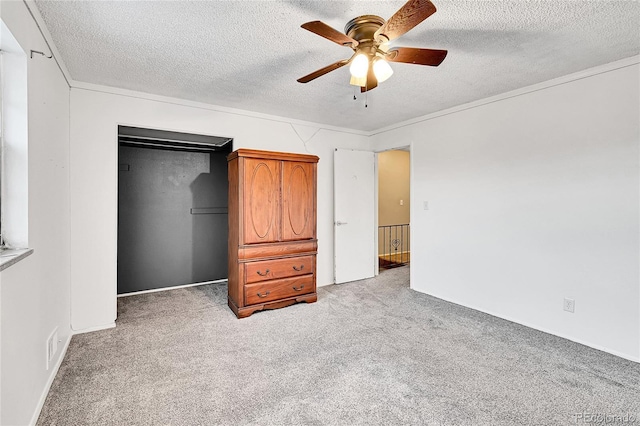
[352,85,369,108]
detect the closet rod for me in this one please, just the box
[117,134,231,147]
[119,140,224,152]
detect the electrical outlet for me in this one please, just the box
[563,298,575,313]
[399,199,404,206]
[423,201,429,210]
[46,328,59,370]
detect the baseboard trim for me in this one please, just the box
[71,322,116,335]
[28,334,72,426]
[117,278,228,298]
[420,290,640,363]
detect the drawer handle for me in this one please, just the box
[257,291,271,298]
[293,265,304,271]
[293,285,305,291]
[256,269,270,276]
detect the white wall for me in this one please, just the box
[372,60,640,361]
[0,1,72,425]
[69,86,370,331]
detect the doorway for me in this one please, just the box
[333,148,410,284]
[117,126,232,295]
[377,148,410,269]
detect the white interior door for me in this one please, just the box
[334,148,375,284]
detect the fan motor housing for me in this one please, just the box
[344,15,385,44]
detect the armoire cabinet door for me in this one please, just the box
[243,158,281,244]
[281,161,315,241]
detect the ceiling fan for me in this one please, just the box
[297,0,448,92]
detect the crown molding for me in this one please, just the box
[71,81,371,137]
[370,55,640,136]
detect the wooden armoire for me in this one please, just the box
[227,149,319,318]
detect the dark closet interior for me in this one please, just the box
[117,126,232,295]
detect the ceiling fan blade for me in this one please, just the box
[301,21,359,47]
[386,47,447,66]
[360,63,378,92]
[375,0,437,42]
[297,59,349,83]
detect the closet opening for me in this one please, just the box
[117,125,232,296]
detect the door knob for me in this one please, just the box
[336,221,348,226]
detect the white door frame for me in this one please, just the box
[374,152,379,277]
[373,144,412,282]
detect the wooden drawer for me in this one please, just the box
[238,239,317,261]
[245,255,314,284]
[245,275,314,305]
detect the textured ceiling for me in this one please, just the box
[35,0,640,132]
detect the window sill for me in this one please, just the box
[0,248,34,272]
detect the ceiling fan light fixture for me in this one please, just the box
[349,53,369,78]
[373,57,393,83]
[297,0,448,90]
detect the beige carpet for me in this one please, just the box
[37,266,640,425]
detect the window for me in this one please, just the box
[1,45,4,247]
[0,20,29,253]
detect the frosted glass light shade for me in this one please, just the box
[373,58,393,83]
[349,53,369,78]
[350,75,367,87]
